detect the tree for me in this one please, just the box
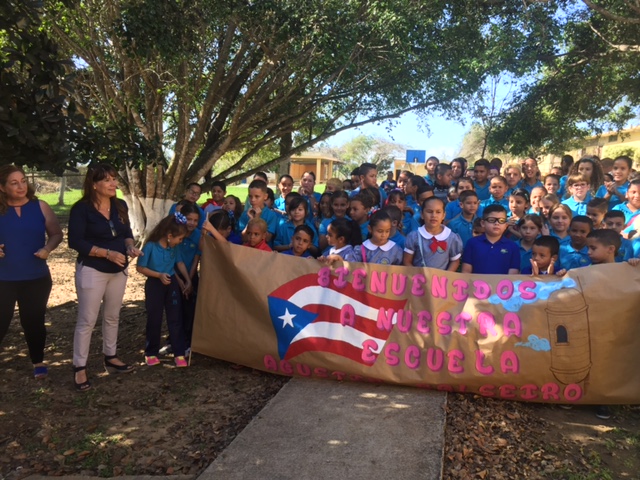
[42,0,560,236]
[319,134,404,178]
[488,0,640,156]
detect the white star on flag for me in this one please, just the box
[279,308,296,328]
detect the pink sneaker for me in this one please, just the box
[174,356,188,368]
[145,355,160,366]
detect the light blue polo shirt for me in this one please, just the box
[177,228,202,271]
[448,214,476,248]
[138,241,182,276]
[558,243,591,271]
[596,182,629,211]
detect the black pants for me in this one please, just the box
[144,276,186,357]
[0,275,52,364]
[181,273,199,348]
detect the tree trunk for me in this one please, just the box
[122,194,174,244]
[57,175,66,206]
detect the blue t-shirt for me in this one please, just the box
[562,196,589,217]
[521,180,544,194]
[448,214,476,248]
[280,249,312,258]
[515,239,534,272]
[478,196,509,217]
[389,231,406,249]
[138,241,182,276]
[177,228,202,271]
[558,175,568,198]
[274,220,319,248]
[596,182,629,211]
[402,212,420,235]
[474,181,491,201]
[558,243,591,271]
[445,201,462,221]
[461,235,521,274]
[358,220,370,242]
[617,238,634,263]
[238,207,279,237]
[406,195,421,215]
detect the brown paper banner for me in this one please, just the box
[193,236,640,404]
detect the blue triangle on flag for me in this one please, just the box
[267,296,318,359]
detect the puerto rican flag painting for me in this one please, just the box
[267,273,407,365]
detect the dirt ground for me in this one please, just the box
[1,226,639,480]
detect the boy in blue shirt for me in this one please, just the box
[432,163,453,204]
[472,159,491,201]
[238,180,279,245]
[604,210,635,262]
[424,156,439,186]
[521,235,559,275]
[562,174,591,216]
[449,190,479,248]
[556,216,592,274]
[478,176,509,217]
[461,205,520,274]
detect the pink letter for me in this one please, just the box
[454,312,473,335]
[479,384,496,397]
[452,279,469,302]
[500,351,519,374]
[361,340,378,364]
[473,280,491,300]
[541,383,560,401]
[332,371,346,381]
[447,350,464,374]
[296,363,312,377]
[475,350,494,375]
[518,281,537,300]
[370,270,388,294]
[499,384,516,399]
[405,345,421,369]
[333,267,349,288]
[264,355,278,371]
[340,304,355,327]
[396,309,413,333]
[496,279,514,300]
[436,311,452,335]
[376,308,395,332]
[426,347,444,371]
[564,384,583,402]
[280,360,293,375]
[317,267,331,287]
[391,273,407,296]
[477,312,497,337]
[352,268,367,291]
[314,367,328,377]
[416,311,431,334]
[385,342,400,366]
[520,384,539,400]
[411,274,426,296]
[503,313,522,338]
[431,275,448,298]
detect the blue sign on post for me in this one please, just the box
[406,150,426,164]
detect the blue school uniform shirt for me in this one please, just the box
[177,228,202,271]
[358,220,370,242]
[352,239,404,265]
[425,174,436,186]
[461,234,520,274]
[478,196,509,217]
[169,203,205,229]
[448,214,476,248]
[617,238,634,263]
[138,241,182,276]
[558,243,591,271]
[238,207,279,237]
[474,181,491,201]
[318,215,351,236]
[521,180,544,194]
[561,196,589,216]
[558,175,568,198]
[274,196,286,213]
[402,212,420,235]
[445,201,462,221]
[280,249,312,258]
[404,226,463,270]
[323,245,357,262]
[596,182,629,210]
[274,219,319,248]
[389,230,406,249]
[515,239,534,272]
[612,203,640,225]
[406,195,421,215]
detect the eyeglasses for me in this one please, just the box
[483,217,507,224]
[187,189,201,197]
[108,220,117,237]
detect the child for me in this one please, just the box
[557,154,574,197]
[444,177,474,222]
[432,163,453,204]
[567,157,604,197]
[412,184,435,226]
[548,203,572,246]
[403,197,463,271]
[319,191,350,251]
[472,158,491,201]
[315,192,333,230]
[383,205,406,249]
[202,180,226,214]
[280,225,315,258]
[603,211,634,262]
[387,190,419,235]
[349,191,375,241]
[425,156,440,186]
[342,179,354,192]
[136,213,191,367]
[174,203,202,353]
[238,180,279,245]
[543,174,560,195]
[274,196,319,256]
[461,205,520,274]
[448,190,479,248]
[223,195,243,223]
[353,211,403,265]
[586,197,608,229]
[205,209,242,244]
[596,155,632,210]
[355,162,387,207]
[504,163,523,198]
[325,177,343,193]
[396,170,414,197]
[516,214,543,272]
[521,235,559,275]
[478,176,509,217]
[507,188,530,238]
[380,171,397,193]
[318,218,361,263]
[540,193,560,222]
[274,174,294,214]
[244,218,272,252]
[299,171,321,217]
[528,186,546,215]
[404,175,427,214]
[612,178,640,225]
[556,216,593,274]
[521,157,544,193]
[562,174,591,216]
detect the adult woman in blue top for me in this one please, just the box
[68,164,143,391]
[0,165,62,379]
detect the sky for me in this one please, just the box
[326,111,473,161]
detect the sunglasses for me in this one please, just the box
[108,219,117,237]
[483,217,507,224]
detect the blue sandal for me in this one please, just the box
[34,366,48,379]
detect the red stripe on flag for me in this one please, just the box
[285,337,376,365]
[303,303,396,338]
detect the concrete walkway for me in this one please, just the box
[198,378,447,480]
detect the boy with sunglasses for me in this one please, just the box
[461,205,520,274]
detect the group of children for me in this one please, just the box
[136,156,640,392]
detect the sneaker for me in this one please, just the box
[159,344,173,356]
[595,405,611,420]
[145,355,161,366]
[174,356,188,368]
